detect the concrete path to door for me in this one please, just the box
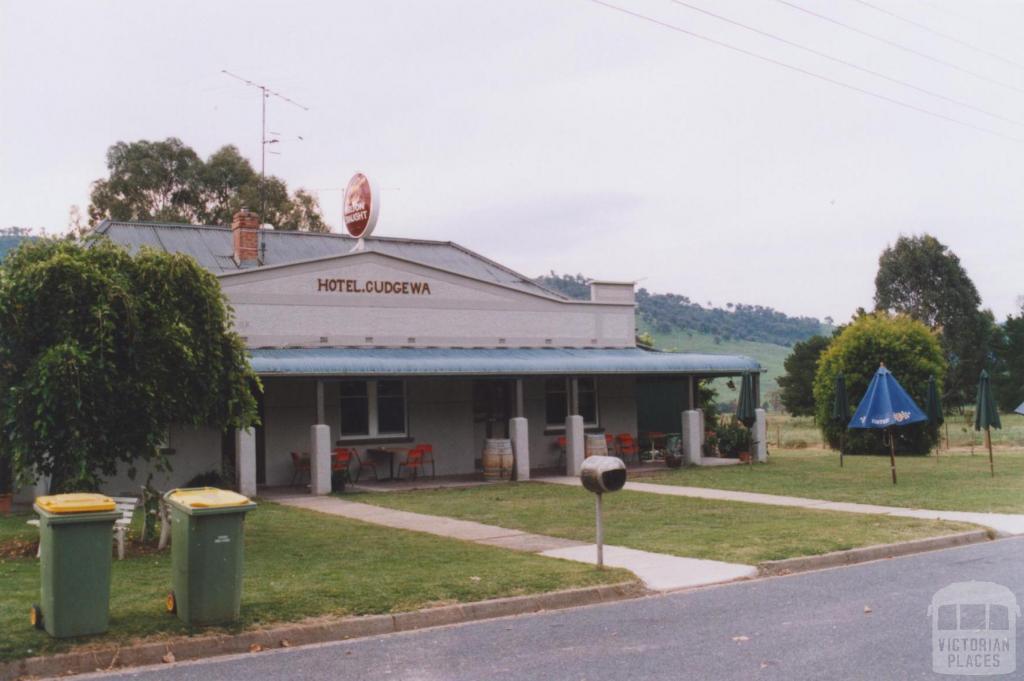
[535,476,1024,536]
[261,491,757,591]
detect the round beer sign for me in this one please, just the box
[343,173,379,239]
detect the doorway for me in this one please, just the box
[472,380,514,442]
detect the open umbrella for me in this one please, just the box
[925,376,944,460]
[848,364,927,485]
[1015,401,1024,416]
[831,373,850,467]
[735,373,757,464]
[974,369,1001,477]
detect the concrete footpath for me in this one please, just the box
[536,476,1024,536]
[264,492,757,591]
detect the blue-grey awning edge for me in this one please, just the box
[248,347,761,377]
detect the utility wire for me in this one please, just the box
[583,0,1024,143]
[663,0,1024,127]
[848,0,1024,72]
[773,0,1024,96]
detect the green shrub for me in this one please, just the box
[813,313,945,455]
[715,420,753,458]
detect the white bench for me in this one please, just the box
[27,496,139,560]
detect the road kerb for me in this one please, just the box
[757,530,991,577]
[0,582,645,681]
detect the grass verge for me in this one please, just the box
[645,448,1024,513]
[0,501,630,663]
[353,482,974,565]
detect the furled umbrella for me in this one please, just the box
[974,369,1001,477]
[848,364,927,485]
[735,373,757,464]
[925,376,944,460]
[831,373,850,468]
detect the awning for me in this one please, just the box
[248,347,760,377]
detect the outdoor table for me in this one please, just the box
[364,447,409,481]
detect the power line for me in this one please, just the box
[848,0,1024,72]
[663,0,1024,128]
[773,0,1024,96]
[583,0,1024,143]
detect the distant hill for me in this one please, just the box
[536,272,830,408]
[0,232,35,261]
[536,272,826,347]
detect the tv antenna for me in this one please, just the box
[221,69,309,219]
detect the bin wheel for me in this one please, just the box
[29,604,43,630]
[165,591,177,614]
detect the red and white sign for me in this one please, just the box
[343,173,379,239]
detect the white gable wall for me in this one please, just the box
[220,252,635,349]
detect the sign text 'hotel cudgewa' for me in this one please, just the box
[317,278,432,295]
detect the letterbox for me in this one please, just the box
[580,456,627,494]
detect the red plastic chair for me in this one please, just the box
[332,447,354,477]
[616,434,640,464]
[605,433,615,454]
[334,446,378,482]
[397,446,428,480]
[290,451,310,485]
[556,436,568,469]
[417,443,437,478]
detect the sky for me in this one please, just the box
[2,0,1023,323]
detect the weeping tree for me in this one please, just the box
[0,237,259,493]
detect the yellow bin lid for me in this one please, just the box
[166,487,252,509]
[35,493,116,514]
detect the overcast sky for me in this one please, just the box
[2,0,1023,322]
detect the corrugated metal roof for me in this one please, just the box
[93,221,566,299]
[249,347,760,377]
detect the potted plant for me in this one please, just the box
[702,430,719,457]
[715,421,752,459]
[664,434,683,468]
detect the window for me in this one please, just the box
[339,380,407,439]
[545,377,599,427]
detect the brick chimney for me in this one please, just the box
[232,209,261,267]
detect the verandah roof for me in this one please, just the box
[248,347,760,377]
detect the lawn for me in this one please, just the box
[353,482,974,566]
[0,501,630,663]
[645,448,1024,513]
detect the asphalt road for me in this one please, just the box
[73,537,1024,681]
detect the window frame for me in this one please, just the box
[544,377,599,429]
[338,379,409,441]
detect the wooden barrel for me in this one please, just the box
[585,434,608,459]
[483,439,514,480]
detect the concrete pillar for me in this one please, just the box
[681,410,701,466]
[309,424,332,495]
[754,408,768,463]
[510,416,530,481]
[565,414,585,476]
[696,408,706,447]
[235,428,257,497]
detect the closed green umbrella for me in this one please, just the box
[735,373,757,465]
[973,369,1001,477]
[925,376,943,460]
[830,373,850,467]
[736,372,756,428]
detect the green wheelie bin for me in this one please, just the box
[164,487,256,626]
[31,493,120,637]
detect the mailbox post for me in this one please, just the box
[579,455,627,568]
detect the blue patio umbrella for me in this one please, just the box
[848,364,927,485]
